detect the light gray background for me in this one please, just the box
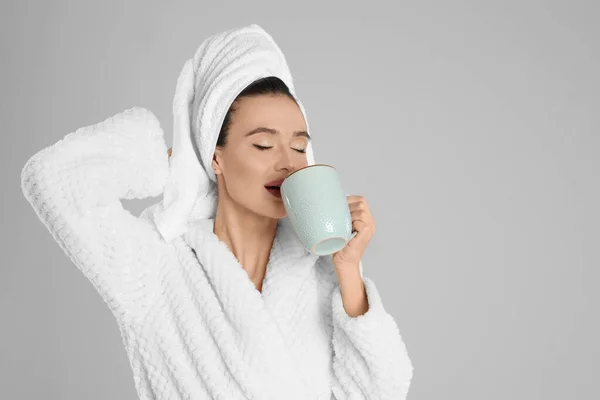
[2,1,598,399]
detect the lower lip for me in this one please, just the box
[265,187,282,199]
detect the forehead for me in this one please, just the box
[230,95,307,130]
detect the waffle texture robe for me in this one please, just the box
[20,107,414,399]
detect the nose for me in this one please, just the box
[274,148,296,172]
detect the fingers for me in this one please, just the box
[350,209,369,221]
[347,195,375,234]
[351,218,368,231]
[346,195,364,204]
[349,201,368,212]
[348,196,370,215]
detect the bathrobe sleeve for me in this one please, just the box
[330,264,414,399]
[20,107,168,322]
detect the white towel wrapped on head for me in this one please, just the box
[151,23,316,243]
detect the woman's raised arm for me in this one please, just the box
[20,107,169,323]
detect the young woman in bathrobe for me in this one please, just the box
[21,24,413,400]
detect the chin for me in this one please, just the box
[264,206,287,220]
[254,201,287,220]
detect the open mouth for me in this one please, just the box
[265,185,282,198]
[265,178,285,199]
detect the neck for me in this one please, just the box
[213,193,278,290]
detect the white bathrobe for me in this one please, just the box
[20,107,414,399]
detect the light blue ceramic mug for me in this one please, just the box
[281,164,357,255]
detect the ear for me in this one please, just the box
[212,148,223,175]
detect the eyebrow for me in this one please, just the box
[244,127,311,140]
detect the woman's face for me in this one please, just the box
[212,94,310,219]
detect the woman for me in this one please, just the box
[21,24,413,399]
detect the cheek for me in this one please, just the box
[300,155,309,168]
[226,152,268,192]
[295,152,309,169]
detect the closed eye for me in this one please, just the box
[253,144,306,153]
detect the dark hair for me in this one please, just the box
[215,76,297,147]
